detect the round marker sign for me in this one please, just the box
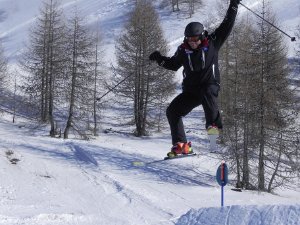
[216,160,228,186]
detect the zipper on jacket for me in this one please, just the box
[202,49,205,69]
[212,64,220,86]
[187,53,194,71]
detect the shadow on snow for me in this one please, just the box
[21,140,214,188]
[75,142,214,187]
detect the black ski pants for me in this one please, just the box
[166,84,222,145]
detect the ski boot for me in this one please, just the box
[167,142,193,158]
[207,125,219,135]
[207,124,220,151]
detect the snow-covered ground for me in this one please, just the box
[0,0,300,224]
[177,204,300,225]
[0,107,299,224]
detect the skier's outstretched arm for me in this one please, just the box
[211,0,240,49]
[149,49,182,71]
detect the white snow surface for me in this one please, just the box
[0,0,300,224]
[0,108,300,225]
[177,204,300,225]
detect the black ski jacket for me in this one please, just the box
[159,3,238,95]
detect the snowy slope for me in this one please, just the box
[0,108,300,224]
[0,0,299,64]
[177,204,300,225]
[0,0,135,63]
[0,0,300,224]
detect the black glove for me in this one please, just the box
[230,0,241,5]
[149,51,163,63]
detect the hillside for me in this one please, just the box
[0,0,300,224]
[1,110,300,224]
[0,0,299,65]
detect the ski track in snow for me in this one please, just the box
[65,141,206,224]
[0,99,299,224]
[0,0,300,224]
[0,111,300,224]
[0,114,215,224]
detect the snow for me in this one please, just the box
[177,204,300,225]
[0,107,299,224]
[0,0,300,224]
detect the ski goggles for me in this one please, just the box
[185,36,201,42]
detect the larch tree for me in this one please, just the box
[0,42,7,90]
[21,0,66,136]
[63,12,96,139]
[114,0,176,136]
[219,0,298,192]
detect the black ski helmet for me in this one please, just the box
[184,22,204,37]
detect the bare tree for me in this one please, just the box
[219,16,257,189]
[171,0,180,12]
[63,12,96,139]
[160,0,202,16]
[0,41,7,116]
[21,0,66,136]
[114,0,176,136]
[0,42,7,89]
[89,23,106,136]
[219,0,299,192]
[296,22,300,57]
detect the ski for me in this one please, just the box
[132,153,197,167]
[164,153,197,160]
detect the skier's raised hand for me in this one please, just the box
[230,0,241,6]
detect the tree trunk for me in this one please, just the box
[64,20,78,139]
[267,133,283,192]
[93,42,98,136]
[49,5,55,137]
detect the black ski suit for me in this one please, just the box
[159,3,238,145]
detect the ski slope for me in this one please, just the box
[0,0,300,224]
[177,205,300,225]
[0,108,299,224]
[0,0,299,64]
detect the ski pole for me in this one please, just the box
[97,59,156,102]
[240,3,296,42]
[96,73,132,102]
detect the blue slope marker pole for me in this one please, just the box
[221,184,224,207]
[216,160,228,207]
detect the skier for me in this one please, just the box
[149,0,241,157]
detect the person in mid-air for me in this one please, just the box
[149,0,241,157]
